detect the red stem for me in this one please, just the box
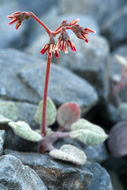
[41,54,51,136]
[29,12,51,35]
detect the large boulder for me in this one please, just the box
[59,0,126,25]
[19,62,98,113]
[0,154,47,190]
[102,6,127,48]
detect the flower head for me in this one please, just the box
[40,35,59,58]
[71,24,96,43]
[8,11,30,30]
[56,29,76,54]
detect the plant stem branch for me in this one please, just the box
[41,54,51,136]
[29,12,51,35]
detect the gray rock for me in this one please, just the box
[0,130,5,155]
[4,149,93,190]
[85,143,108,163]
[59,35,110,97]
[0,154,47,190]
[19,62,98,113]
[85,162,113,190]
[109,171,124,190]
[59,0,126,25]
[0,49,40,103]
[17,0,58,17]
[0,1,26,49]
[15,102,37,127]
[102,6,127,48]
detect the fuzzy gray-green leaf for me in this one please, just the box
[49,144,87,165]
[34,97,56,126]
[0,101,18,121]
[70,119,108,145]
[8,121,42,142]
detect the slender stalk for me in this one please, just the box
[41,54,51,136]
[29,12,51,35]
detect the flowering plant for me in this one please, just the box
[6,11,108,165]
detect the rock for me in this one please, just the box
[0,130,5,155]
[102,6,127,48]
[4,149,93,190]
[17,0,58,17]
[85,162,113,190]
[19,62,98,113]
[109,171,124,190]
[0,1,26,49]
[59,35,110,97]
[0,154,47,190]
[0,49,40,103]
[15,102,37,127]
[85,143,108,163]
[59,0,126,25]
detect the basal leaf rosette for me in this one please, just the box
[57,102,81,130]
[49,144,87,165]
[70,119,108,145]
[34,97,56,126]
[8,121,42,142]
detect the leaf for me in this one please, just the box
[0,114,11,124]
[8,121,42,142]
[0,101,18,121]
[119,103,127,121]
[108,122,127,157]
[34,97,56,126]
[57,102,80,130]
[70,119,108,145]
[49,144,87,165]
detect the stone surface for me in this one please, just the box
[0,154,47,190]
[15,102,37,127]
[0,49,40,103]
[59,35,110,97]
[59,0,126,25]
[85,143,108,163]
[17,0,58,16]
[19,62,98,113]
[85,162,113,190]
[102,6,127,48]
[0,130,5,155]
[0,1,26,49]
[4,149,93,190]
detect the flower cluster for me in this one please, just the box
[8,11,95,58]
[8,11,30,30]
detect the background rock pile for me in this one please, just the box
[0,0,127,189]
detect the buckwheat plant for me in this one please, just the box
[6,11,108,165]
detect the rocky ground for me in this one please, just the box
[0,0,127,189]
